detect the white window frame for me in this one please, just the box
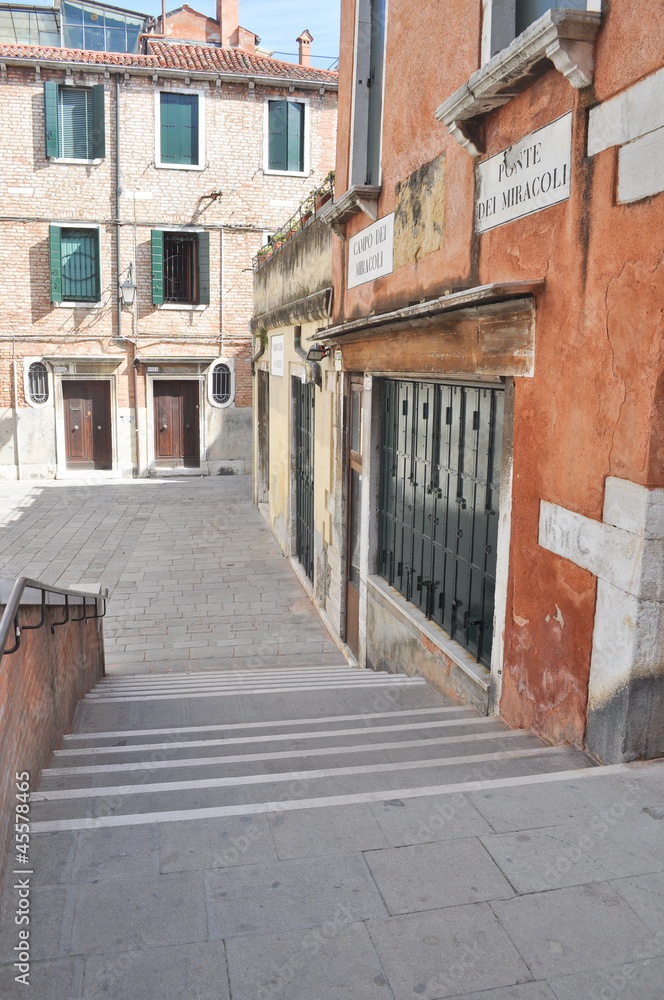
[23,358,53,408]
[155,224,207,310]
[262,97,310,178]
[154,87,206,172]
[52,222,104,308]
[481,0,602,65]
[208,358,235,408]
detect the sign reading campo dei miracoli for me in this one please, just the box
[475,112,573,233]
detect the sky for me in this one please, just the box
[139,0,341,68]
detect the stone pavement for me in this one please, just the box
[0,476,346,672]
[1,475,664,999]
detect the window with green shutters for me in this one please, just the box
[159,92,200,166]
[267,100,305,173]
[43,82,105,160]
[151,230,210,306]
[49,226,101,303]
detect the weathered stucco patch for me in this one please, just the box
[393,153,446,269]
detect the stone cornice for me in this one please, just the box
[436,9,602,157]
[319,185,382,240]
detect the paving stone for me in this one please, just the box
[225,921,393,1000]
[72,825,160,882]
[82,941,229,1000]
[70,873,207,955]
[445,986,557,1000]
[0,884,71,962]
[611,870,664,930]
[367,903,532,1000]
[481,822,663,894]
[490,882,662,979]
[159,815,277,873]
[205,854,387,938]
[23,831,77,887]
[548,955,664,1000]
[0,957,82,1000]
[268,803,390,860]
[364,838,514,915]
[369,792,494,847]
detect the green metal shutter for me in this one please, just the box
[48,224,62,302]
[151,230,164,305]
[44,81,59,158]
[60,229,99,301]
[287,102,304,172]
[160,93,198,165]
[268,100,287,171]
[92,84,105,159]
[196,231,210,306]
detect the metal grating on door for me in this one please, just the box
[379,380,504,667]
[294,378,315,582]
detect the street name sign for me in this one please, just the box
[348,213,394,289]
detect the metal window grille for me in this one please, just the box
[164,235,198,303]
[28,362,49,404]
[212,363,232,405]
[58,88,93,159]
[61,228,99,301]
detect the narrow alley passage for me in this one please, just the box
[1,477,664,1000]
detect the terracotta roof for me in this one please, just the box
[0,39,338,84]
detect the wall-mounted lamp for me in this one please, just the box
[119,263,137,307]
[306,343,327,362]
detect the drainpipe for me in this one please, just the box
[138,0,167,51]
[115,74,141,476]
[11,359,22,481]
[251,323,266,375]
[294,325,322,388]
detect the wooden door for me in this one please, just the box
[63,380,111,470]
[346,379,364,657]
[294,377,315,582]
[154,380,200,468]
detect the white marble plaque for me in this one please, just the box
[348,213,394,289]
[475,113,572,233]
[270,335,284,377]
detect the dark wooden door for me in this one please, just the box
[346,379,363,657]
[294,377,315,582]
[154,380,200,467]
[63,380,111,470]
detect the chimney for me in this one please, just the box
[297,29,313,67]
[217,0,239,47]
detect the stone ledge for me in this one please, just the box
[319,184,381,240]
[436,9,602,157]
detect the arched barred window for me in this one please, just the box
[211,362,232,405]
[27,362,49,404]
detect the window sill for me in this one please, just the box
[158,303,206,311]
[155,162,205,171]
[54,301,102,309]
[263,168,308,178]
[436,8,602,157]
[50,157,103,165]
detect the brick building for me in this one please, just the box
[254,0,664,764]
[0,0,337,479]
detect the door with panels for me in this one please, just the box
[153,380,200,468]
[380,380,504,667]
[63,380,112,470]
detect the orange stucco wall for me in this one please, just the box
[333,0,664,746]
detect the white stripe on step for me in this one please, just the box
[29,764,626,834]
[96,667,365,686]
[45,729,523,777]
[62,705,468,742]
[83,679,427,703]
[52,716,499,757]
[32,746,568,802]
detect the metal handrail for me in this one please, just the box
[0,577,108,662]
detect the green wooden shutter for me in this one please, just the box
[184,94,199,166]
[151,230,164,305]
[92,84,105,159]
[287,102,304,172]
[197,231,210,306]
[44,81,59,158]
[268,100,287,171]
[49,224,62,302]
[160,93,198,165]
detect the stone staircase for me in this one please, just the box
[30,665,596,835]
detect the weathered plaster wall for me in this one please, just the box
[253,221,333,317]
[333,0,664,750]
